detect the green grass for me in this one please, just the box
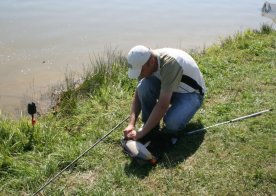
[0,24,275,195]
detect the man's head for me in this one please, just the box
[127,45,157,79]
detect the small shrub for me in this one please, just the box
[260,23,273,34]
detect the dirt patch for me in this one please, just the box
[62,170,98,192]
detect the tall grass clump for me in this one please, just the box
[55,49,135,117]
[259,23,274,34]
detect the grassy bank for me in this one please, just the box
[0,25,275,195]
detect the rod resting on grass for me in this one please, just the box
[33,109,272,195]
[186,109,273,135]
[32,116,129,196]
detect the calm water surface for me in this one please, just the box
[0,0,272,116]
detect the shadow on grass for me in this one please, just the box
[124,160,154,179]
[160,122,205,168]
[123,121,205,178]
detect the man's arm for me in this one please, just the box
[127,90,172,140]
[124,90,141,137]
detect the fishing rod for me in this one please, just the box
[33,108,272,194]
[32,116,129,196]
[186,109,273,135]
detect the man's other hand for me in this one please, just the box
[124,124,135,138]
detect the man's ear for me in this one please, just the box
[147,55,155,67]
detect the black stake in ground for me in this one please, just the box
[25,102,37,151]
[28,102,37,125]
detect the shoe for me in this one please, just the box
[171,137,178,145]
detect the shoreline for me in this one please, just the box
[1,23,275,119]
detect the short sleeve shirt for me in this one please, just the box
[159,54,183,92]
[154,48,206,94]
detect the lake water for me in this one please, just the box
[0,0,273,117]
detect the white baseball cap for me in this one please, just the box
[127,45,151,79]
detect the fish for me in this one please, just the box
[121,139,157,165]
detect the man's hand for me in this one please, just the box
[124,124,135,138]
[126,130,143,140]
[124,125,143,140]
[126,130,137,140]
